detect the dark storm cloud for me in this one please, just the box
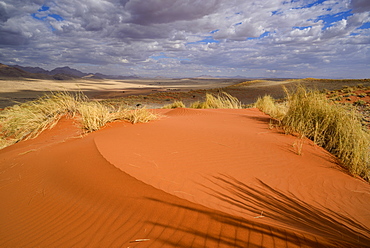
[350,0,370,13]
[125,0,221,25]
[0,30,28,45]
[0,3,10,22]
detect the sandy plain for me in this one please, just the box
[0,77,243,108]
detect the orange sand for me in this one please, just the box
[0,108,369,247]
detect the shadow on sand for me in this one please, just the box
[146,176,370,247]
[207,175,370,247]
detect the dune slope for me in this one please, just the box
[0,108,369,247]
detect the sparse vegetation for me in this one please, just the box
[0,92,158,149]
[0,92,80,145]
[162,100,186,109]
[254,95,287,120]
[190,92,242,109]
[358,93,367,98]
[77,101,124,132]
[354,100,366,106]
[341,86,355,93]
[122,107,158,124]
[256,85,370,181]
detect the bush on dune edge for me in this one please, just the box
[255,85,370,182]
[190,92,242,109]
[0,92,158,149]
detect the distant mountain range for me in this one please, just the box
[0,63,255,80]
[0,63,140,80]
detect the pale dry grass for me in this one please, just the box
[190,92,241,109]
[77,102,122,132]
[255,85,370,181]
[0,92,80,143]
[0,92,158,149]
[254,95,287,120]
[162,101,186,109]
[282,86,369,180]
[123,108,158,124]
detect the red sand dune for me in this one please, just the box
[0,108,369,247]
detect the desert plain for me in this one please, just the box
[0,77,370,247]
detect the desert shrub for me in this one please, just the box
[357,93,367,98]
[254,95,287,120]
[190,92,241,109]
[341,86,354,93]
[162,101,186,109]
[354,100,366,106]
[282,86,370,180]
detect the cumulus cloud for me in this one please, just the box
[0,0,369,78]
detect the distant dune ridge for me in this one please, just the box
[0,106,369,247]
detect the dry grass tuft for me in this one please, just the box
[255,85,370,181]
[122,107,158,124]
[0,92,158,149]
[77,101,123,132]
[162,101,186,109]
[0,92,81,145]
[190,92,241,109]
[254,95,287,120]
[281,86,370,180]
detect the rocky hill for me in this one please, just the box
[3,64,139,80]
[0,64,84,80]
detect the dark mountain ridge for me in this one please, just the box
[9,64,139,80]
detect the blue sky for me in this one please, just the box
[0,0,369,78]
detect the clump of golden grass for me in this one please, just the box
[122,107,158,124]
[282,86,369,180]
[190,92,241,109]
[0,92,80,144]
[256,85,369,181]
[78,103,157,131]
[77,101,122,132]
[254,95,287,120]
[162,101,186,109]
[0,92,157,149]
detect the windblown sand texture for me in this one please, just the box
[1,108,369,247]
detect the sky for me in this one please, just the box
[0,0,369,78]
